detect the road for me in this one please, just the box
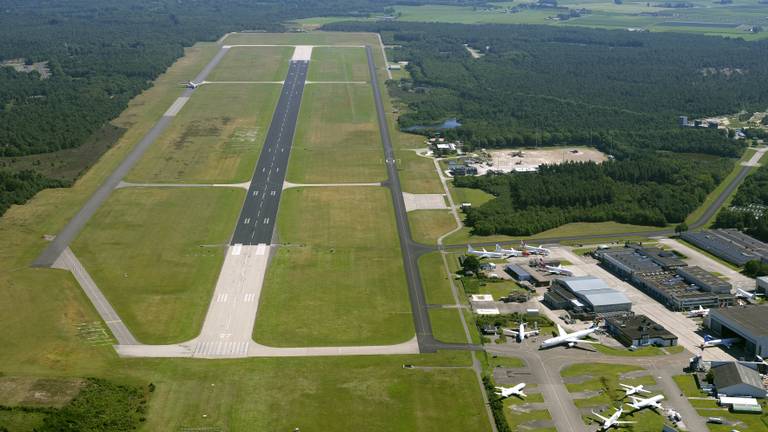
[230,59,308,245]
[33,46,232,267]
[366,46,479,353]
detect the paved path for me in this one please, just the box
[402,192,449,212]
[741,146,767,167]
[52,248,137,345]
[33,45,232,267]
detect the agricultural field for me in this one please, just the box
[127,84,282,184]
[205,46,293,82]
[71,187,244,344]
[289,83,387,183]
[308,47,370,82]
[253,186,414,346]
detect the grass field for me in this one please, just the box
[71,187,244,344]
[206,46,293,82]
[430,308,469,343]
[408,210,456,245]
[224,31,382,46]
[419,252,459,305]
[253,187,413,346]
[127,84,281,183]
[308,47,370,82]
[289,83,387,183]
[397,151,445,194]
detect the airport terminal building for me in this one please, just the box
[708,306,768,358]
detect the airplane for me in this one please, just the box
[521,241,550,256]
[502,321,540,343]
[494,383,526,399]
[687,305,710,318]
[180,80,200,89]
[736,288,761,300]
[539,323,600,349]
[591,407,636,430]
[619,383,651,397]
[467,245,505,259]
[626,394,665,411]
[495,243,523,257]
[700,335,741,349]
[543,264,574,276]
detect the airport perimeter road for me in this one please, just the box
[33,46,232,267]
[230,59,308,245]
[366,46,478,353]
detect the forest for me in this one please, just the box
[0,0,482,217]
[454,156,732,235]
[715,162,768,242]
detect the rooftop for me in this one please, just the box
[713,362,764,391]
[710,306,768,337]
[606,314,677,340]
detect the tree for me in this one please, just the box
[675,222,689,235]
[461,255,481,275]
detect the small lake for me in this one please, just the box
[404,118,461,132]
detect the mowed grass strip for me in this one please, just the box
[72,188,244,344]
[253,187,413,346]
[223,31,379,46]
[127,84,281,184]
[206,46,293,82]
[408,210,457,245]
[289,83,387,183]
[308,47,370,82]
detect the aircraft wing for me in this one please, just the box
[524,330,540,337]
[591,412,609,422]
[616,421,637,424]
[556,324,567,337]
[570,338,599,344]
[503,328,520,336]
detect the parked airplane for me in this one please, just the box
[521,241,550,256]
[543,264,574,276]
[687,305,710,318]
[180,80,200,89]
[495,243,523,257]
[736,288,761,300]
[626,394,665,411]
[467,245,505,259]
[591,407,636,430]
[701,335,741,349]
[494,383,527,399]
[502,321,540,343]
[619,383,651,397]
[539,323,599,349]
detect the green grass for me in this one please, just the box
[127,83,281,183]
[289,83,387,183]
[223,31,382,46]
[449,184,495,208]
[430,309,469,343]
[0,410,47,431]
[593,344,668,357]
[206,46,293,82]
[253,187,414,346]
[504,407,555,432]
[477,280,527,301]
[72,187,244,344]
[408,210,456,245]
[419,252,458,305]
[685,150,752,227]
[308,47,370,82]
[672,375,705,397]
[396,150,445,194]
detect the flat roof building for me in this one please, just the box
[708,306,768,357]
[681,229,768,266]
[544,276,631,316]
[712,362,766,398]
[504,264,532,282]
[605,314,678,347]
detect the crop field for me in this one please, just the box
[71,187,244,344]
[127,84,281,184]
[205,46,293,82]
[289,83,387,183]
[308,47,370,82]
[253,187,414,346]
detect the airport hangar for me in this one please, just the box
[708,305,768,357]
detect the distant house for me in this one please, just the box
[712,362,767,398]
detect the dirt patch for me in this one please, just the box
[0,377,85,408]
[474,146,607,175]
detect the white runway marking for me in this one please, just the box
[244,293,256,302]
[216,293,228,302]
[231,244,242,256]
[163,97,190,117]
[292,45,313,61]
[255,243,267,255]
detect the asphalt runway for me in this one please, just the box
[230,60,308,245]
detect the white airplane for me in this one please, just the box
[626,394,665,411]
[543,264,574,276]
[181,80,200,89]
[619,383,651,397]
[495,243,523,257]
[591,407,636,430]
[521,241,550,256]
[736,288,761,300]
[494,383,527,399]
[467,245,505,259]
[539,323,599,349]
[502,321,539,343]
[687,305,710,318]
[701,335,741,349]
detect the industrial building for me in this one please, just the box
[504,264,532,283]
[680,229,768,266]
[543,276,631,317]
[757,276,768,295]
[605,314,678,347]
[595,245,734,310]
[712,362,766,398]
[708,306,768,358]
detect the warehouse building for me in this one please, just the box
[605,314,678,347]
[708,306,768,358]
[680,229,768,266]
[712,362,767,398]
[504,264,532,283]
[543,276,631,317]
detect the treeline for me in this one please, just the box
[455,156,731,235]
[714,162,768,241]
[0,170,63,215]
[326,21,767,157]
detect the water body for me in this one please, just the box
[404,118,461,132]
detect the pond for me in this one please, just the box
[404,118,461,132]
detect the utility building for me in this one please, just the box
[712,362,766,398]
